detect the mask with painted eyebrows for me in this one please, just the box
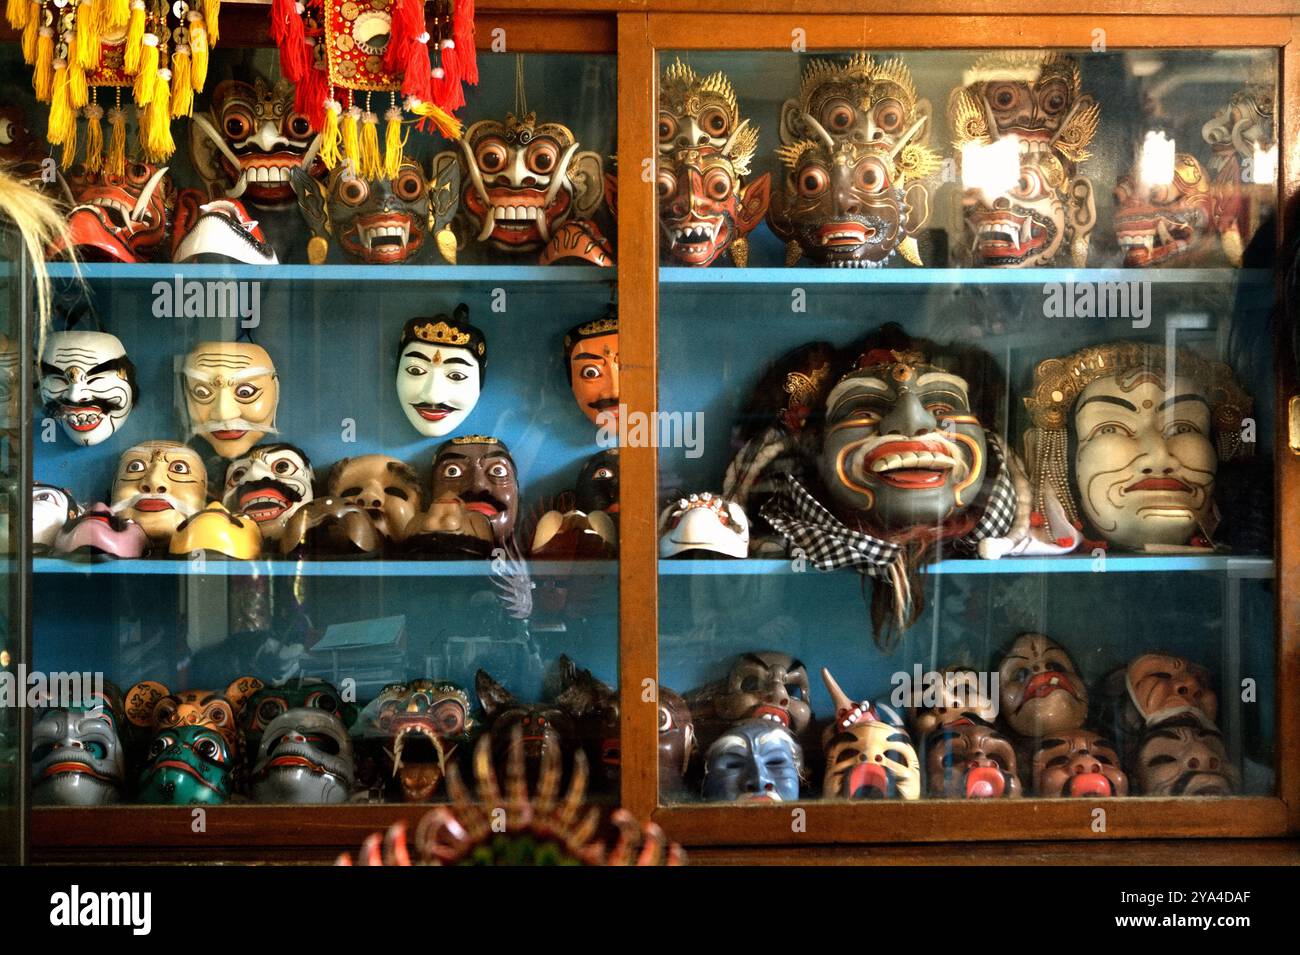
[182,342,280,459]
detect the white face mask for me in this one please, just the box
[222,445,315,542]
[39,331,137,447]
[33,484,78,548]
[395,343,482,437]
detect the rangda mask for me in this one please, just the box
[396,306,486,437]
[182,341,280,459]
[1113,154,1215,267]
[252,708,355,804]
[222,443,315,543]
[998,632,1088,738]
[125,677,264,757]
[703,719,802,803]
[564,314,619,428]
[686,651,813,747]
[1135,719,1237,796]
[430,437,518,546]
[110,441,207,543]
[1031,730,1128,798]
[821,666,919,800]
[658,492,749,559]
[137,726,234,805]
[476,669,573,782]
[171,195,278,265]
[925,721,1022,799]
[31,704,126,806]
[33,483,80,553]
[50,161,174,263]
[39,331,139,446]
[54,502,149,560]
[327,455,422,543]
[168,502,263,560]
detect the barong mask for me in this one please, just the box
[137,726,234,805]
[998,633,1088,738]
[39,331,138,447]
[222,443,315,543]
[779,53,932,151]
[51,161,174,263]
[564,314,619,429]
[396,306,486,437]
[430,436,518,546]
[1113,154,1215,267]
[182,341,280,459]
[1135,719,1238,797]
[703,719,802,803]
[125,677,264,756]
[110,441,207,543]
[1031,730,1128,798]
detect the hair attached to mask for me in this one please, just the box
[0,166,79,356]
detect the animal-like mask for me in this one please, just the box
[31,702,126,806]
[354,681,474,802]
[280,496,384,557]
[182,341,280,459]
[821,666,919,800]
[222,443,315,543]
[189,77,319,208]
[778,53,931,150]
[240,677,352,762]
[38,331,139,447]
[395,307,486,437]
[1202,87,1275,175]
[476,669,574,781]
[1124,653,1219,730]
[430,437,518,546]
[51,161,174,263]
[564,314,619,428]
[658,492,750,559]
[998,633,1088,738]
[658,687,694,792]
[54,502,150,559]
[447,112,606,256]
[33,483,79,553]
[137,726,234,805]
[171,196,278,265]
[1113,154,1215,267]
[327,455,422,543]
[168,502,263,560]
[1201,85,1275,264]
[905,666,1001,740]
[554,658,621,790]
[925,721,1022,799]
[687,651,813,740]
[820,352,987,532]
[1031,730,1128,798]
[125,677,264,757]
[531,450,620,560]
[659,147,770,267]
[110,441,207,543]
[703,719,803,802]
[659,58,749,156]
[251,709,355,804]
[1135,719,1238,796]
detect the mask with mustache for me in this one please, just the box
[222,443,314,543]
[39,331,139,447]
[430,436,519,546]
[1032,729,1128,798]
[395,307,486,437]
[564,313,619,429]
[1135,718,1238,796]
[182,341,281,459]
[110,441,208,544]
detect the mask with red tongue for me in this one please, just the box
[820,667,919,800]
[925,721,1022,799]
[1031,730,1128,798]
[685,651,814,756]
[52,162,174,263]
[998,632,1089,738]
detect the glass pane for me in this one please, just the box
[656,49,1277,811]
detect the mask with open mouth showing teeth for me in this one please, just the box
[252,708,355,804]
[189,77,321,209]
[182,341,281,459]
[172,195,279,265]
[658,492,749,559]
[430,436,519,547]
[1135,717,1238,797]
[820,666,918,800]
[703,718,803,803]
[686,651,813,757]
[33,484,80,553]
[136,726,235,805]
[110,441,207,544]
[222,443,314,544]
[1024,343,1252,551]
[950,52,1100,268]
[51,161,175,263]
[1031,729,1128,798]
[476,669,572,785]
[326,455,422,545]
[778,53,933,152]
[395,306,486,437]
[442,111,609,262]
[240,677,353,765]
[39,331,139,447]
[31,691,126,806]
[998,632,1088,738]
[925,721,1021,799]
[1113,154,1215,267]
[659,146,770,267]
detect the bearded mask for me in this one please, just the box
[182,341,280,459]
[686,652,814,752]
[110,441,207,543]
[39,331,139,447]
[31,704,126,806]
[396,307,486,437]
[189,77,320,208]
[137,726,234,805]
[1031,730,1128,798]
[33,483,80,553]
[327,455,422,543]
[998,633,1088,738]
[1024,343,1251,551]
[1135,719,1238,796]
[659,147,770,267]
[252,708,355,804]
[51,161,174,263]
[564,314,619,429]
[222,443,314,543]
[476,669,574,783]
[1114,154,1215,267]
[125,677,264,757]
[430,437,519,546]
[704,719,803,802]
[926,722,1022,799]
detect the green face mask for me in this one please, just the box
[136,726,233,805]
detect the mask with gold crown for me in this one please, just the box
[778,53,932,151]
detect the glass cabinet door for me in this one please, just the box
[653,46,1279,828]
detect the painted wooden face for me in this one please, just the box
[925,722,1021,799]
[998,633,1088,738]
[31,706,126,806]
[1032,730,1128,798]
[1136,721,1237,796]
[823,720,919,800]
[1113,155,1215,267]
[430,438,519,545]
[222,444,314,542]
[779,54,926,149]
[962,152,1094,268]
[57,161,174,263]
[567,331,619,428]
[658,147,769,267]
[328,455,422,543]
[38,331,138,447]
[182,342,280,459]
[1126,653,1218,728]
[704,720,803,802]
[111,441,207,542]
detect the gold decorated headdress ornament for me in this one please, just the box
[413,321,472,346]
[776,113,941,186]
[564,313,619,353]
[450,434,501,446]
[797,53,918,112]
[1022,342,1252,524]
[661,58,740,128]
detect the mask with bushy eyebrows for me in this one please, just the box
[925,721,1021,799]
[1031,730,1128,798]
[1135,720,1237,796]
[704,719,803,802]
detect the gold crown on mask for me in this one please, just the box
[450,434,501,445]
[412,321,473,347]
[775,135,941,186]
[797,53,919,111]
[660,59,758,175]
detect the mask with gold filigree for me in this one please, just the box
[950,52,1100,267]
[658,58,749,155]
[658,147,769,267]
[1201,85,1275,266]
[778,53,931,151]
[769,114,938,269]
[1114,154,1215,267]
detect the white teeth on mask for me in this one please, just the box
[870,450,960,473]
[1020,216,1033,245]
[1156,219,1173,245]
[1118,233,1156,250]
[491,205,540,223]
[670,222,718,245]
[360,222,410,250]
[817,230,863,245]
[828,257,887,268]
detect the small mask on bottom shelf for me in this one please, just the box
[821,667,919,800]
[251,709,355,804]
[925,722,1022,799]
[353,681,475,803]
[686,651,814,753]
[31,697,126,807]
[1030,730,1128,798]
[476,669,575,785]
[136,726,235,805]
[703,718,803,803]
[1134,718,1238,797]
[997,633,1089,738]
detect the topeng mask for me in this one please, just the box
[564,314,619,428]
[658,687,694,791]
[703,719,802,802]
[576,449,619,516]
[476,669,573,782]
[54,502,149,559]
[33,483,79,552]
[354,681,474,802]
[998,633,1088,738]
[222,443,314,542]
[31,705,126,806]
[687,651,813,739]
[189,77,320,208]
[658,492,749,559]
[110,441,207,543]
[905,666,1001,740]
[1113,154,1215,267]
[1135,719,1237,796]
[821,666,919,800]
[328,454,421,543]
[430,437,518,546]
[395,306,486,437]
[820,353,987,532]
[926,722,1022,799]
[1125,652,1218,729]
[39,331,139,446]
[402,494,496,559]
[172,195,278,265]
[658,147,770,267]
[1031,730,1128,798]
[447,112,606,256]
[168,502,263,560]
[280,496,384,557]
[125,677,264,757]
[182,341,280,459]
[51,161,174,263]
[251,709,355,804]
[240,677,352,762]
[136,726,234,805]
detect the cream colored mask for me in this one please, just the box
[182,342,280,459]
[111,441,208,542]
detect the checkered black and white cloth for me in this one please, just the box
[760,433,1017,574]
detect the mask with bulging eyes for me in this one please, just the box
[136,726,234,805]
[1135,719,1238,796]
[51,161,175,263]
[658,687,694,792]
[658,58,747,156]
[925,721,1022,799]
[182,341,281,460]
[1031,729,1128,798]
[39,331,139,447]
[327,455,422,544]
[251,708,355,804]
[778,53,931,151]
[31,705,126,806]
[704,719,803,802]
[222,443,314,543]
[240,677,352,764]
[110,441,208,543]
[430,437,519,546]
[658,493,750,559]
[125,677,264,759]
[1113,154,1215,267]
[32,483,80,553]
[658,147,770,267]
[475,669,573,785]
[998,633,1088,738]
[686,651,814,750]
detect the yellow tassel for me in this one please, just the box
[74,1,100,70]
[204,0,219,45]
[33,27,54,101]
[187,13,208,90]
[133,34,158,104]
[83,102,104,173]
[102,0,129,30]
[123,0,145,73]
[60,112,78,169]
[382,107,404,179]
[21,2,38,63]
[405,97,463,141]
[68,60,88,108]
[341,107,361,178]
[140,67,174,161]
[318,99,342,168]
[359,110,381,180]
[170,45,193,117]
[47,60,73,146]
[106,105,127,176]
[5,0,27,30]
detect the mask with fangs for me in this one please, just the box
[251,708,355,804]
[38,331,139,447]
[997,632,1088,738]
[703,718,803,802]
[1031,729,1128,798]
[50,161,175,263]
[476,669,575,785]
[1113,153,1216,267]
[530,450,619,560]
[172,194,279,265]
[222,443,315,544]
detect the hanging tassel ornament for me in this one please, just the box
[359,107,381,180]
[134,30,159,105]
[68,58,88,108]
[383,0,423,75]
[5,0,27,29]
[124,0,146,73]
[454,0,476,85]
[170,41,193,117]
[406,96,462,140]
[73,0,100,71]
[21,1,39,64]
[318,97,343,168]
[101,0,129,30]
[439,36,463,111]
[47,56,75,147]
[382,104,405,179]
[203,0,218,44]
[271,0,307,81]
[33,26,54,101]
[341,104,362,176]
[187,11,208,90]
[294,39,328,129]
[399,32,431,102]
[106,103,127,176]
[83,100,104,173]
[141,65,174,161]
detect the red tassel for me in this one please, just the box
[439,38,462,111]
[454,0,476,85]
[271,0,307,81]
[400,33,431,102]
[384,0,423,75]
[295,61,328,130]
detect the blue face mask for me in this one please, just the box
[703,719,803,802]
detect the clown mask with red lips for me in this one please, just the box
[222,443,315,543]
[998,632,1089,738]
[51,161,174,263]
